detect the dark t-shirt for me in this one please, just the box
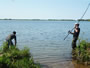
[73,28,80,38]
[6,34,16,41]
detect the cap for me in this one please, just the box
[13,31,16,34]
[75,23,79,26]
[75,23,79,25]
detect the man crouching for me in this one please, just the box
[6,31,17,48]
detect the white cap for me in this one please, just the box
[75,22,79,25]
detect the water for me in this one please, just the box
[0,20,90,68]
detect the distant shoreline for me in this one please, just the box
[0,19,90,21]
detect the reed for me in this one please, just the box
[72,39,90,65]
[0,42,40,68]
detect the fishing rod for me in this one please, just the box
[64,3,90,40]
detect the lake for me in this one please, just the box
[0,20,90,68]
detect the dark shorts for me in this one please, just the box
[6,40,13,47]
[72,37,77,49]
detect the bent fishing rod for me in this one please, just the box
[64,3,90,40]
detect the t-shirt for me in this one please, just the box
[6,34,16,41]
[73,28,80,38]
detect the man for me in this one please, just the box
[69,23,80,49]
[6,31,17,48]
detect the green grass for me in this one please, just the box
[0,42,40,68]
[72,39,90,65]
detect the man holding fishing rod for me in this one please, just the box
[68,23,80,49]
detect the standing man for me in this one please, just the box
[6,31,17,48]
[69,23,80,49]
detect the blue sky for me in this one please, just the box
[0,0,90,19]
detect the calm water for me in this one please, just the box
[0,20,90,68]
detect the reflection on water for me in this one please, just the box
[0,20,90,68]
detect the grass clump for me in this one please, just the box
[0,42,40,68]
[72,39,90,65]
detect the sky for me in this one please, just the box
[0,0,90,19]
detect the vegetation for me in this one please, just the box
[0,42,40,68]
[0,19,75,21]
[72,39,90,65]
[0,18,90,21]
[48,19,75,21]
[78,19,90,21]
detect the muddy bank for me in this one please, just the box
[40,60,90,68]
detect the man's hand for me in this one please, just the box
[68,30,71,34]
